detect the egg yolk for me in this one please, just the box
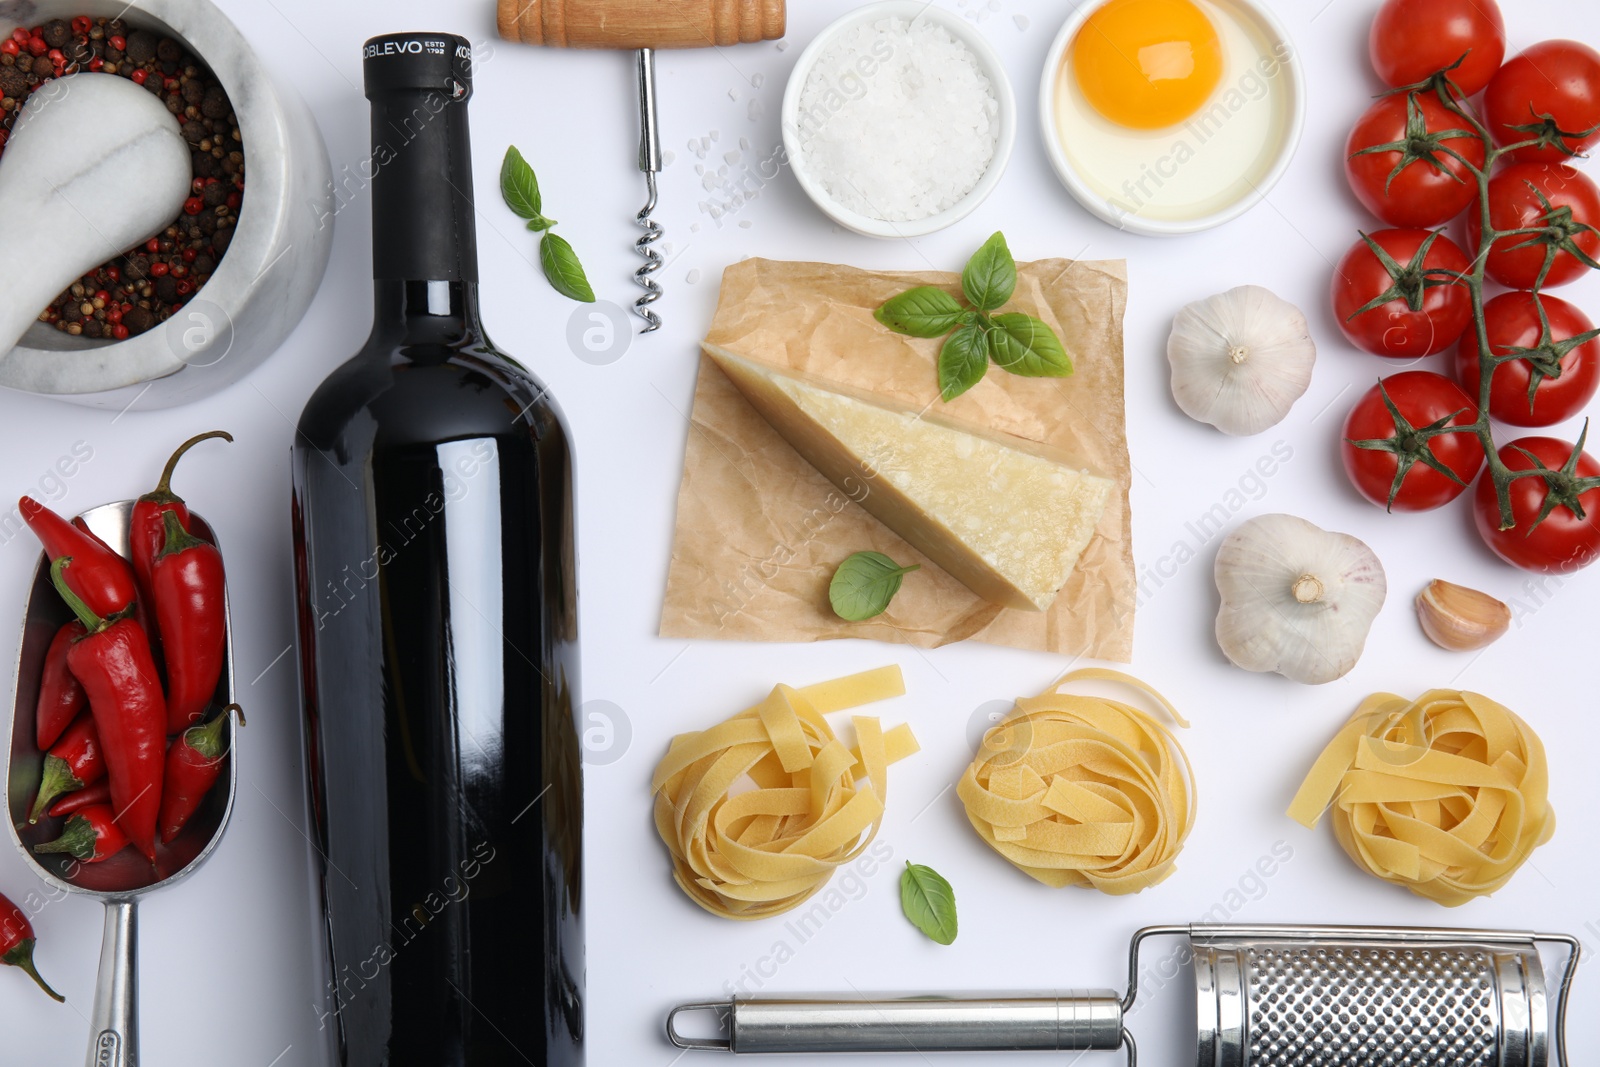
[1071,0,1224,130]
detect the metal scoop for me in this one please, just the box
[5,500,237,1067]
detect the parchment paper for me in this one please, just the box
[659,256,1134,661]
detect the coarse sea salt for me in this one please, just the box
[793,17,999,223]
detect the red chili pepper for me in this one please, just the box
[158,705,238,843]
[0,892,62,1002]
[130,431,231,618]
[48,778,111,819]
[33,804,130,864]
[28,713,106,824]
[74,516,158,658]
[153,511,228,731]
[34,620,87,750]
[21,498,137,618]
[51,559,165,863]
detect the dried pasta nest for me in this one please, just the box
[958,669,1195,895]
[651,667,918,920]
[1288,689,1555,907]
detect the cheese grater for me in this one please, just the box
[667,924,1580,1066]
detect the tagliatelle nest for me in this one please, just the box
[1288,689,1555,907]
[958,669,1195,895]
[651,667,919,920]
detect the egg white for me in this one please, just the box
[1052,0,1296,225]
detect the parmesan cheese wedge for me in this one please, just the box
[705,344,1113,612]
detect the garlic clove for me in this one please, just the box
[1415,579,1511,652]
[1168,285,1317,437]
[1214,513,1387,685]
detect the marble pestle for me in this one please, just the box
[0,73,191,358]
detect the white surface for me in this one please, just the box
[0,0,1598,1063]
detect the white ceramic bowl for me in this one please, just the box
[1038,0,1305,237]
[0,0,333,409]
[781,1,1017,239]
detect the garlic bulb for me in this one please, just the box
[1214,514,1386,685]
[1168,286,1316,436]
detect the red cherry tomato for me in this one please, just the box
[1467,163,1600,288]
[1474,436,1600,572]
[1332,228,1472,357]
[1342,371,1485,510]
[1455,291,1600,427]
[1368,0,1506,96]
[1484,40,1600,164]
[1346,92,1486,227]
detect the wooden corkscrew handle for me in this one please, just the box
[496,0,786,50]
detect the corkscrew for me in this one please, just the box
[495,0,787,335]
[634,48,665,333]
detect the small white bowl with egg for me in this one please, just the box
[1039,0,1305,236]
[782,1,1017,239]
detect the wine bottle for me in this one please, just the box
[291,32,583,1066]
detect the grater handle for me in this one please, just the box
[669,992,1127,1055]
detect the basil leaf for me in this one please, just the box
[987,313,1073,378]
[526,216,557,232]
[900,863,957,945]
[828,551,920,621]
[961,231,1016,313]
[540,233,596,303]
[938,322,989,401]
[500,146,545,221]
[875,287,967,338]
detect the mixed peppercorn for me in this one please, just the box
[0,16,245,340]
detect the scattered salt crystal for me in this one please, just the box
[751,73,766,88]
[739,219,753,229]
[739,136,751,151]
[660,243,673,256]
[988,0,1000,9]
[718,164,729,177]
[792,17,999,222]
[695,163,706,175]
[776,40,788,51]
[687,269,702,284]
[662,149,676,167]
[691,222,702,233]
[701,136,712,151]
[748,100,766,121]
[725,151,741,165]
[729,87,741,101]
[710,130,720,142]
[1013,13,1029,30]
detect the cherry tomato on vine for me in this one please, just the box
[1332,228,1472,357]
[1342,371,1485,511]
[1368,0,1506,96]
[1467,162,1600,288]
[1455,291,1600,427]
[1346,92,1485,227]
[1473,435,1600,572]
[1484,40,1600,164]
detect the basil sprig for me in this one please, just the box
[900,863,958,945]
[828,551,920,621]
[501,146,595,304]
[875,232,1073,401]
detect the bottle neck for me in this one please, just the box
[368,85,478,285]
[371,279,480,347]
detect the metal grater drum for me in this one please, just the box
[1192,930,1548,1067]
[668,924,1579,1067]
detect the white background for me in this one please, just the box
[2,0,1600,1063]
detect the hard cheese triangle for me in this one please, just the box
[705,343,1112,612]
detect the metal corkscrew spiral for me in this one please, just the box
[634,48,664,334]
